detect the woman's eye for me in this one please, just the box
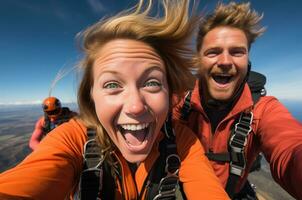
[104,82,120,89]
[145,80,161,88]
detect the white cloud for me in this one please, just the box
[263,66,302,101]
[0,99,76,106]
[0,100,42,106]
[87,0,106,14]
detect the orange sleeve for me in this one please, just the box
[175,122,229,200]
[0,119,87,200]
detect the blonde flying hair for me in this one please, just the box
[77,0,199,158]
[197,1,266,51]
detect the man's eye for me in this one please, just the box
[205,50,219,58]
[104,82,119,89]
[230,50,244,57]
[230,48,246,57]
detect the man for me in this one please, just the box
[29,96,77,150]
[174,2,302,199]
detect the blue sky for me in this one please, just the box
[1,0,302,105]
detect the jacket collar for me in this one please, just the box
[190,79,254,119]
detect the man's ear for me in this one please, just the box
[246,60,252,78]
[248,60,252,71]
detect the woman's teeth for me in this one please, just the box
[119,123,151,146]
[120,123,149,131]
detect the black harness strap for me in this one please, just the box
[225,112,253,198]
[145,114,182,200]
[153,114,181,200]
[205,152,231,162]
[180,92,192,121]
[79,129,104,200]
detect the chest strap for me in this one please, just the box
[226,112,253,198]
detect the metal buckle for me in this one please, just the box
[229,134,247,148]
[153,154,180,200]
[153,176,179,200]
[230,112,253,148]
[234,112,253,135]
[229,161,245,176]
[83,139,104,169]
[165,154,180,175]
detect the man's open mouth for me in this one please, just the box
[212,74,233,84]
[118,123,150,146]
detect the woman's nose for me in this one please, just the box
[124,89,146,116]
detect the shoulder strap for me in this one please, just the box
[180,91,192,121]
[145,114,184,200]
[247,71,267,104]
[78,129,115,200]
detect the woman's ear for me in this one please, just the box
[90,87,94,103]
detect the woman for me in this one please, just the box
[0,0,229,199]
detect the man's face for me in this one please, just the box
[199,26,249,102]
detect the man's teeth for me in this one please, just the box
[213,74,232,84]
[120,123,149,131]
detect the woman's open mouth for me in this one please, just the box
[118,123,151,147]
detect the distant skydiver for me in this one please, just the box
[29,64,77,151]
[29,96,77,150]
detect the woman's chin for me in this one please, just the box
[122,152,149,163]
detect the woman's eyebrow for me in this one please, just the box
[143,65,166,75]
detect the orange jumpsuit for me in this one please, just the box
[173,80,302,199]
[0,118,229,200]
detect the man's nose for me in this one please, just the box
[217,52,232,68]
[124,89,146,116]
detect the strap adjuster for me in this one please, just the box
[154,176,179,200]
[228,112,253,177]
[229,151,245,176]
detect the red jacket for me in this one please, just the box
[173,80,302,199]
